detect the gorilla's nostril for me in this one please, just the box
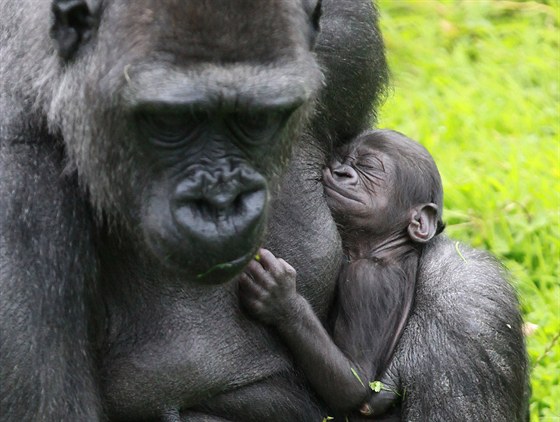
[333,169,351,178]
[233,191,247,215]
[173,172,267,223]
[195,184,263,215]
[332,165,357,181]
[175,165,267,214]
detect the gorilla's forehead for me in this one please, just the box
[101,0,310,65]
[123,62,321,111]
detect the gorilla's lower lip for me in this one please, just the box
[323,183,362,204]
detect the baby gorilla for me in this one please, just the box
[239,129,444,420]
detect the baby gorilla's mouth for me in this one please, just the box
[322,167,363,203]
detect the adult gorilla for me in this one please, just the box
[0,1,527,421]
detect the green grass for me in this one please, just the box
[376,1,559,420]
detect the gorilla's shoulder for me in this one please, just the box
[397,232,528,422]
[419,235,510,291]
[415,235,520,326]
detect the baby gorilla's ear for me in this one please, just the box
[407,203,438,243]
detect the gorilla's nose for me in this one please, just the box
[171,167,268,246]
[332,164,358,185]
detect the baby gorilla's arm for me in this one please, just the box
[238,249,371,414]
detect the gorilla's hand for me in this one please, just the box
[238,248,302,325]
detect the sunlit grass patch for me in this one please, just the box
[377,1,559,419]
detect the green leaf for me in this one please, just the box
[369,380,382,393]
[454,241,467,263]
[351,367,365,387]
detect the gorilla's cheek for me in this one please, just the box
[141,161,269,281]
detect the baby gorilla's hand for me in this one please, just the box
[238,248,300,325]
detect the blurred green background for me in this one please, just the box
[376,1,559,420]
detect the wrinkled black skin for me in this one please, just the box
[0,0,528,421]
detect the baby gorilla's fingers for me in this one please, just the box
[359,402,373,416]
[277,258,297,278]
[256,249,284,277]
[240,250,299,326]
[256,248,276,264]
[365,366,400,417]
[238,273,266,299]
[238,273,267,314]
[258,249,297,282]
[245,260,276,291]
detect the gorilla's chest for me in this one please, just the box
[98,274,293,419]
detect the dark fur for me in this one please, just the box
[333,255,418,385]
[0,1,528,421]
[398,236,529,421]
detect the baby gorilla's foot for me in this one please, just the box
[360,367,400,417]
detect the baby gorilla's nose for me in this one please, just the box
[332,164,358,184]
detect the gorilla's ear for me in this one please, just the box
[303,0,322,48]
[50,0,97,60]
[407,203,438,243]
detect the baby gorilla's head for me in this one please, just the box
[322,129,444,245]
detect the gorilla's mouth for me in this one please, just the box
[322,168,362,204]
[137,154,272,282]
[172,187,267,243]
[144,212,266,283]
[142,177,268,282]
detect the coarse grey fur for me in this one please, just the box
[390,235,529,421]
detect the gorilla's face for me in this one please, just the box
[131,64,315,280]
[51,0,322,281]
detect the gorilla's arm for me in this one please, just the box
[395,236,529,421]
[0,104,101,420]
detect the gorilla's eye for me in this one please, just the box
[354,153,385,173]
[228,109,292,145]
[139,111,203,147]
